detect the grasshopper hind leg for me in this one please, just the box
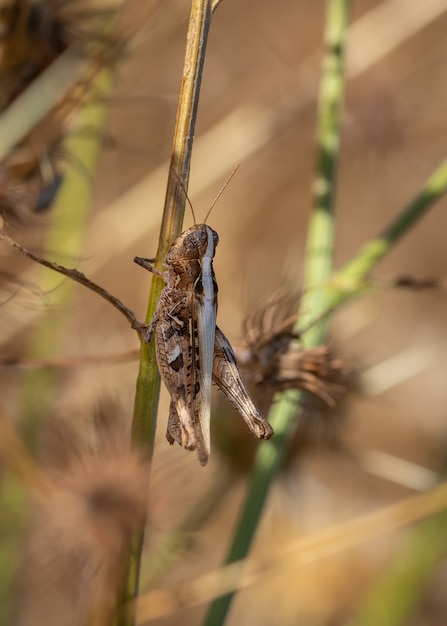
[166,401,209,466]
[213,326,274,440]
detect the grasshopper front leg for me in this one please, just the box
[134,256,166,344]
[134,256,167,278]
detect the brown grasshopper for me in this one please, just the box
[135,223,274,466]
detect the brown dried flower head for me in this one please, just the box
[13,442,149,625]
[237,291,347,408]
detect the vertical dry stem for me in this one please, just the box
[125,2,219,623]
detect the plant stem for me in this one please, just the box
[321,157,447,316]
[203,1,350,624]
[131,0,215,455]
[202,146,447,626]
[124,1,217,622]
[202,151,447,626]
[203,45,447,626]
[300,0,349,342]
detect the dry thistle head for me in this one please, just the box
[6,397,146,623]
[238,290,347,408]
[13,442,149,626]
[212,291,350,471]
[47,442,148,543]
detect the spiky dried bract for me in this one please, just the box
[13,443,149,626]
[239,291,347,407]
[0,0,122,223]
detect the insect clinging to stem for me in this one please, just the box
[135,168,274,466]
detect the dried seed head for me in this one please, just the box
[212,291,351,470]
[13,442,149,625]
[63,443,146,523]
[238,291,347,408]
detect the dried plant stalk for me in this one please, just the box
[124,1,220,623]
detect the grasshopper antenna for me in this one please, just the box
[204,164,239,224]
[170,168,197,224]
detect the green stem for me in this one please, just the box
[300,0,349,342]
[208,145,447,626]
[131,0,214,455]
[124,1,216,621]
[322,158,447,316]
[202,67,447,626]
[203,1,350,624]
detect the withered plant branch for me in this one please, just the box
[378,274,447,291]
[294,269,447,341]
[0,231,143,332]
[125,1,219,624]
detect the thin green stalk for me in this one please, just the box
[201,157,447,626]
[202,154,447,626]
[124,1,218,621]
[135,480,447,623]
[203,1,350,624]
[300,0,349,342]
[131,0,215,455]
[322,157,447,315]
[202,68,447,626]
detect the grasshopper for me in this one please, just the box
[135,222,274,466]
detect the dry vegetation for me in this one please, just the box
[1,1,447,625]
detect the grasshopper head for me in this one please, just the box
[167,224,219,263]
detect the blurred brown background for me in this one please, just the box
[2,1,447,625]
